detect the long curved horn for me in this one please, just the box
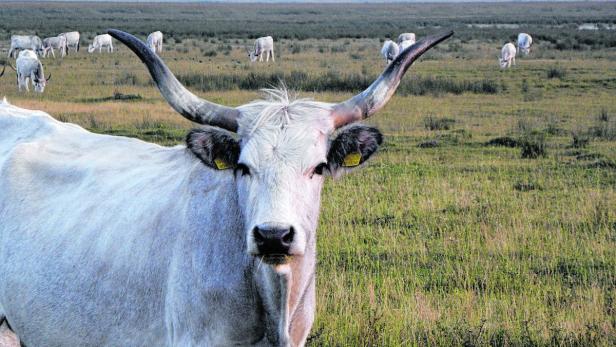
[331,30,453,128]
[0,64,5,78]
[8,62,17,72]
[46,73,51,82]
[107,29,239,131]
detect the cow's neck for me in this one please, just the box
[254,239,316,346]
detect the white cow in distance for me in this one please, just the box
[499,42,517,69]
[12,50,51,92]
[60,31,80,53]
[8,35,43,58]
[399,39,415,53]
[517,33,533,55]
[42,36,67,58]
[88,34,113,53]
[381,39,399,64]
[397,33,416,45]
[247,36,274,62]
[147,31,163,53]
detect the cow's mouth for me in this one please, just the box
[260,254,290,265]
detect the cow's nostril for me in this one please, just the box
[253,227,266,244]
[281,227,294,245]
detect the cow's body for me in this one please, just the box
[381,40,399,64]
[0,29,452,346]
[13,50,48,92]
[88,34,113,53]
[42,36,67,58]
[8,35,43,58]
[249,36,274,62]
[147,31,163,53]
[499,42,516,69]
[60,31,80,52]
[517,33,532,55]
[397,33,416,45]
[0,99,313,346]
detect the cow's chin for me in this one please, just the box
[260,254,291,266]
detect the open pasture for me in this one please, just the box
[0,1,615,346]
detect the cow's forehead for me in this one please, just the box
[236,90,334,169]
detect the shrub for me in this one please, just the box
[571,132,590,148]
[424,116,455,131]
[520,131,547,159]
[546,66,566,79]
[485,136,518,147]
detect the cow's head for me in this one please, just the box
[32,65,50,93]
[109,29,452,266]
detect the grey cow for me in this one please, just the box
[7,35,43,58]
[0,29,452,346]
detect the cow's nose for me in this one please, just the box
[253,224,294,255]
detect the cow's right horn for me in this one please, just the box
[108,29,240,132]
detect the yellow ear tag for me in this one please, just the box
[214,158,232,170]
[342,152,362,167]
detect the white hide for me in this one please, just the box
[500,42,517,69]
[517,33,533,55]
[42,36,67,58]
[146,31,163,53]
[88,34,113,53]
[60,31,80,52]
[0,90,333,346]
[249,36,275,62]
[397,33,416,45]
[7,35,43,58]
[14,50,48,92]
[381,40,399,64]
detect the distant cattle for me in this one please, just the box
[517,33,532,55]
[397,33,416,45]
[499,42,516,69]
[381,39,399,64]
[60,31,80,53]
[42,36,67,58]
[12,50,51,92]
[88,34,113,53]
[147,31,163,53]
[247,36,275,62]
[8,35,43,58]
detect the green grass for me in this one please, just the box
[1,2,615,346]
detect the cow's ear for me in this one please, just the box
[186,127,240,171]
[326,124,383,178]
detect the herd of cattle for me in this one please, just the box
[0,30,532,94]
[382,31,533,69]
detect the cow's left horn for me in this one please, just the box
[331,30,453,128]
[108,29,240,131]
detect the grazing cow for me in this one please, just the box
[7,35,43,58]
[247,36,275,62]
[499,42,517,69]
[60,31,80,53]
[147,31,163,53]
[517,33,533,55]
[0,29,452,346]
[42,36,68,58]
[397,32,416,45]
[88,34,113,53]
[399,39,415,53]
[381,39,399,64]
[10,50,51,92]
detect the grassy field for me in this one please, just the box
[1,2,615,346]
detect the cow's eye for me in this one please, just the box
[313,162,327,177]
[234,163,251,177]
